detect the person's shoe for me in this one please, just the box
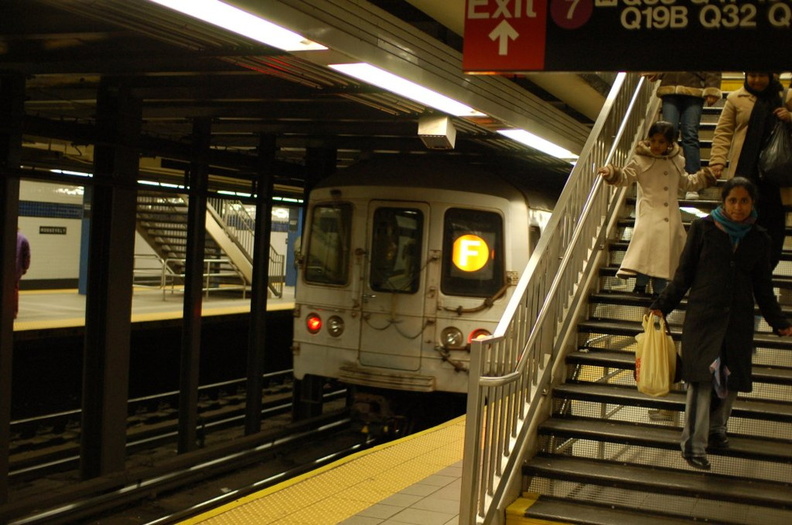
[682,454,711,470]
[708,433,730,449]
[632,285,648,296]
[685,191,700,200]
[648,409,674,421]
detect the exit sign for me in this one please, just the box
[463,0,792,72]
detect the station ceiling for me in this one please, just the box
[1,0,613,196]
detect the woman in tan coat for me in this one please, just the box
[599,121,715,295]
[709,72,792,269]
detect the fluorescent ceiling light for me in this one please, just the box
[497,129,578,163]
[148,0,327,51]
[329,63,485,117]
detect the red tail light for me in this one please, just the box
[468,328,491,343]
[306,313,322,334]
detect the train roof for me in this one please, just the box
[314,156,560,211]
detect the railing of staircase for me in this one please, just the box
[207,197,286,297]
[460,72,661,525]
[207,197,256,260]
[269,245,285,297]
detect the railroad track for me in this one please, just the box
[8,370,338,480]
[3,408,369,524]
[2,373,359,525]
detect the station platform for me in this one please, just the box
[182,416,465,525]
[13,286,295,332]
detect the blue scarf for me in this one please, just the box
[710,206,757,248]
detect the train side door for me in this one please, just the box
[358,202,428,370]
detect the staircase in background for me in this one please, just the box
[135,191,285,298]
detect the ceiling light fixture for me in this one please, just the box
[497,129,578,163]
[148,0,327,52]
[329,63,485,117]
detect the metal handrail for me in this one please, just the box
[459,72,661,525]
[207,197,286,297]
[162,257,247,299]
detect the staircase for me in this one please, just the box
[461,74,792,525]
[511,104,792,522]
[135,191,284,298]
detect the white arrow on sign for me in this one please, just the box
[489,19,518,56]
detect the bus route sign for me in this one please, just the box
[463,0,792,72]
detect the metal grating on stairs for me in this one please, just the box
[515,95,792,523]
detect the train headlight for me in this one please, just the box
[468,328,492,342]
[306,313,322,334]
[441,327,465,350]
[327,315,345,337]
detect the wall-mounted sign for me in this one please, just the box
[40,226,67,235]
[463,0,792,72]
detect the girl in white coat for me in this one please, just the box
[598,121,716,296]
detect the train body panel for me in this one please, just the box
[292,157,556,395]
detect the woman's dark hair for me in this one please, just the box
[721,176,757,203]
[647,120,676,143]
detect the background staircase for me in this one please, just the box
[510,88,792,523]
[135,191,285,298]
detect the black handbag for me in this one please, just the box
[758,120,792,186]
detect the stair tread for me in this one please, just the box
[578,318,792,349]
[555,382,792,420]
[569,348,792,384]
[521,495,745,525]
[540,416,792,462]
[525,454,792,507]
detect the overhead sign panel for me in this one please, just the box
[463,0,792,72]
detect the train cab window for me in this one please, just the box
[304,204,352,285]
[369,208,423,294]
[442,208,503,297]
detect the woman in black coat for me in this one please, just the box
[650,177,792,470]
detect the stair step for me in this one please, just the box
[554,382,792,422]
[579,318,792,350]
[589,291,792,317]
[524,454,792,510]
[568,348,792,386]
[516,494,728,525]
[608,240,792,262]
[616,218,792,233]
[540,416,792,463]
[599,265,792,289]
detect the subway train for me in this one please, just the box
[291,156,559,431]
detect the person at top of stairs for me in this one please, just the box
[709,72,792,270]
[643,71,722,200]
[649,177,792,471]
[598,120,716,296]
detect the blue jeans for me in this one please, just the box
[662,95,704,173]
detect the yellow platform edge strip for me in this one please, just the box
[181,415,466,524]
[506,493,573,525]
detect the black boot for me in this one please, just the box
[632,284,647,296]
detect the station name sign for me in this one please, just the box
[463,0,792,72]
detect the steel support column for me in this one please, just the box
[178,118,210,453]
[0,74,25,503]
[245,134,276,435]
[81,78,141,479]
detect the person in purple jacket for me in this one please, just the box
[15,229,31,319]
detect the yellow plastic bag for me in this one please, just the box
[634,314,677,397]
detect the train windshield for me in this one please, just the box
[369,207,423,294]
[304,203,352,285]
[442,208,503,297]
